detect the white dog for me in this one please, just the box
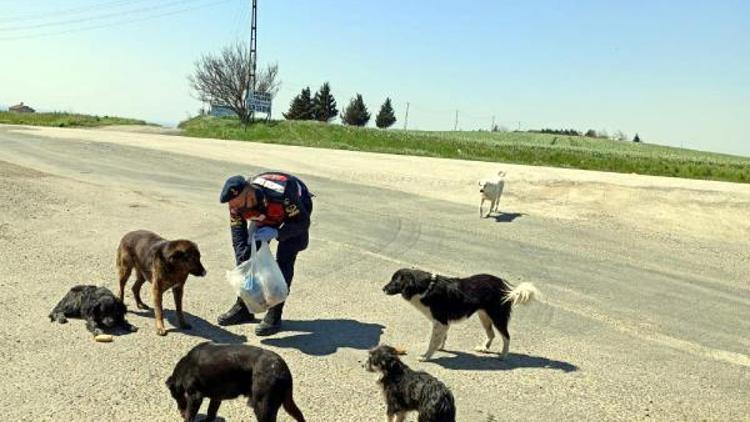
[479,170,505,217]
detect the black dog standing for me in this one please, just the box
[217,172,313,336]
[49,285,137,336]
[166,342,306,422]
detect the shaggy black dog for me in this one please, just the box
[49,285,137,336]
[366,345,455,422]
[166,342,306,422]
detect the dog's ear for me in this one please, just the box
[167,248,186,263]
[381,348,403,371]
[399,271,420,295]
[155,244,173,273]
[90,303,101,319]
[400,270,416,284]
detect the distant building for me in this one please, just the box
[9,102,35,113]
[209,104,235,117]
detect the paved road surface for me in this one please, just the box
[0,125,747,421]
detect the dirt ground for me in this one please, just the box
[0,125,748,421]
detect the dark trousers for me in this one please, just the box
[259,197,312,316]
[274,233,306,292]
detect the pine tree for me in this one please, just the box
[633,133,642,143]
[283,87,314,120]
[375,98,397,129]
[312,82,338,122]
[340,94,371,126]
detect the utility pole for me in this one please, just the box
[249,0,258,89]
[454,110,458,131]
[403,102,410,130]
[247,0,258,121]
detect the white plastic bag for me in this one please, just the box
[225,239,288,313]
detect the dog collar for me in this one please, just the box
[426,273,438,292]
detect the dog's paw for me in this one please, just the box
[418,355,433,362]
[156,327,167,336]
[474,346,492,353]
[127,325,139,332]
[136,302,150,310]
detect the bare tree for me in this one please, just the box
[255,63,281,98]
[189,42,252,123]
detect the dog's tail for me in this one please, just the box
[283,388,306,422]
[503,282,539,306]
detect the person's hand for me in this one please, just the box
[253,226,278,242]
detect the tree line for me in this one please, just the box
[525,128,642,142]
[284,83,397,129]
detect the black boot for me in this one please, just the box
[217,297,255,326]
[255,303,283,336]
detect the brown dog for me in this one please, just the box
[117,230,207,336]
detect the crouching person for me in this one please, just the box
[217,172,313,336]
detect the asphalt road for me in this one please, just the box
[0,126,747,421]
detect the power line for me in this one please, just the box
[226,0,248,42]
[0,0,208,32]
[0,0,152,22]
[0,0,231,41]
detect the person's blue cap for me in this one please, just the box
[219,175,247,203]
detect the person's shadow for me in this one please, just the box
[429,350,578,372]
[261,319,385,356]
[493,212,525,223]
[132,309,247,343]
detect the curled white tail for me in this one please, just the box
[503,282,539,306]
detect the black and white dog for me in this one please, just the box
[383,268,539,360]
[366,345,456,422]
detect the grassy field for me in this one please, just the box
[179,116,750,184]
[0,111,148,128]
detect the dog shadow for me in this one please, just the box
[131,309,247,343]
[430,350,578,372]
[261,319,385,356]
[492,212,525,223]
[196,415,225,422]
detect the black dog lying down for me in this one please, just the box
[366,345,456,422]
[166,342,306,422]
[49,285,137,336]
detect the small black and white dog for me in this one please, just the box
[366,345,456,422]
[49,285,137,336]
[166,342,306,422]
[383,268,539,360]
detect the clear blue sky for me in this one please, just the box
[1,0,748,156]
